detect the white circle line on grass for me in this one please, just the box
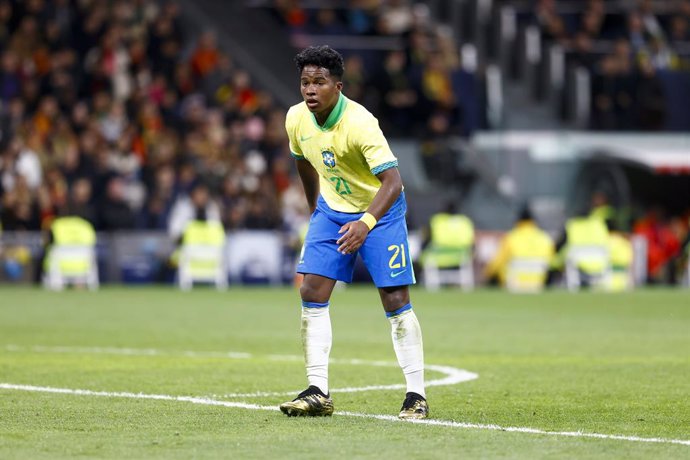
[2,344,478,396]
[0,383,688,447]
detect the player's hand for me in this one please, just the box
[336,220,369,255]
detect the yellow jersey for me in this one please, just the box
[286,93,398,213]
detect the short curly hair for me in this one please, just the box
[294,45,344,78]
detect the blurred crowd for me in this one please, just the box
[0,0,310,238]
[531,0,690,130]
[272,0,481,140]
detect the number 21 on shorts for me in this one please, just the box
[388,243,407,269]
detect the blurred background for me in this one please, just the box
[0,0,688,289]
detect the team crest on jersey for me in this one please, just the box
[322,151,336,168]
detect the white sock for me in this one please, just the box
[388,304,425,398]
[301,301,332,395]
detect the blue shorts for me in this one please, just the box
[297,193,416,287]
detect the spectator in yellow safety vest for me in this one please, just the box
[605,218,634,291]
[589,191,615,223]
[549,207,610,288]
[35,207,97,287]
[420,201,474,271]
[484,206,554,288]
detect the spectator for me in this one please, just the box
[606,218,634,291]
[639,0,666,41]
[371,50,418,135]
[483,205,555,289]
[420,201,473,264]
[0,175,37,231]
[550,206,610,288]
[591,55,619,130]
[639,36,679,70]
[378,0,414,36]
[568,31,597,71]
[635,57,666,130]
[633,207,682,284]
[168,181,220,241]
[140,164,176,230]
[341,54,367,103]
[309,8,347,36]
[0,50,21,103]
[98,175,136,231]
[668,15,690,46]
[627,11,649,53]
[190,31,220,80]
[68,177,96,225]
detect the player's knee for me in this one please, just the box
[300,281,328,303]
[380,286,410,311]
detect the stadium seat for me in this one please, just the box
[606,266,633,292]
[177,221,227,291]
[422,248,475,291]
[505,257,550,293]
[44,245,99,291]
[422,214,475,291]
[177,243,227,291]
[564,245,611,291]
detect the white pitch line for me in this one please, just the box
[2,344,478,397]
[1,383,688,447]
[3,344,252,360]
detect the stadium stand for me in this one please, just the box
[494,0,690,131]
[0,0,286,236]
[265,0,484,138]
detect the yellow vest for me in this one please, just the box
[590,205,614,223]
[52,217,96,245]
[565,217,609,274]
[174,220,226,273]
[486,221,554,285]
[45,217,96,274]
[608,233,633,269]
[182,220,225,246]
[607,233,633,291]
[422,213,474,268]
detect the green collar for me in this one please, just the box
[310,93,347,131]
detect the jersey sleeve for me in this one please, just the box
[285,106,305,159]
[352,116,398,175]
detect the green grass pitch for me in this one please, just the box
[0,286,688,459]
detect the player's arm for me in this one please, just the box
[364,167,403,221]
[336,167,402,255]
[296,158,320,214]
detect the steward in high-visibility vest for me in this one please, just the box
[590,204,615,224]
[421,212,474,269]
[484,208,554,286]
[607,230,633,291]
[171,219,225,269]
[589,191,615,224]
[552,215,609,275]
[44,216,97,274]
[181,220,225,246]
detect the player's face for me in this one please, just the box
[300,65,342,119]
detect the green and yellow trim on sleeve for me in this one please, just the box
[371,160,398,175]
[290,151,306,159]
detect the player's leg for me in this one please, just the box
[280,274,337,417]
[359,215,428,419]
[299,274,336,396]
[281,207,354,417]
[379,285,429,420]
